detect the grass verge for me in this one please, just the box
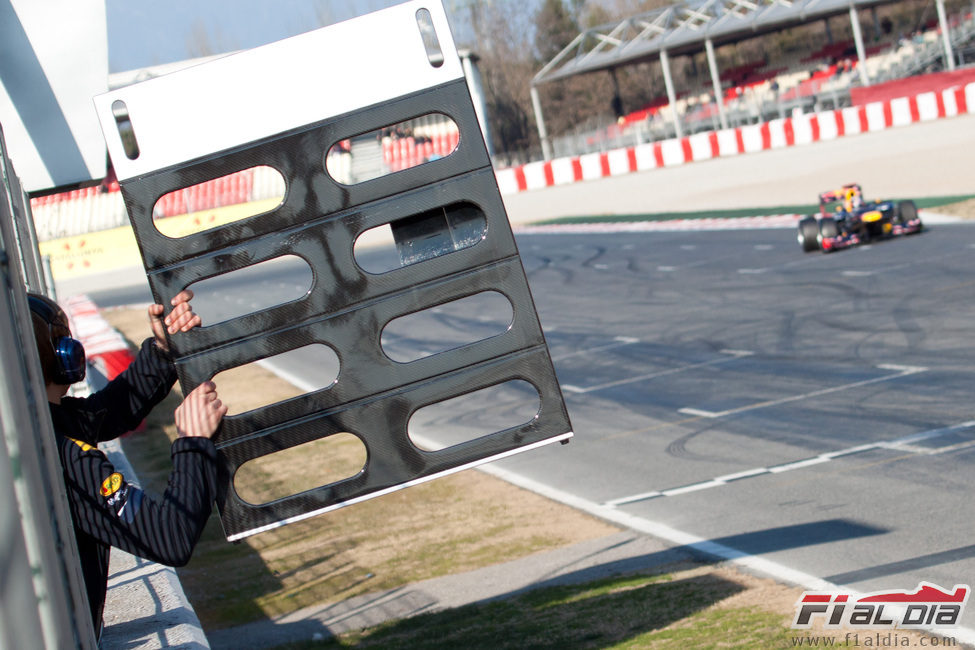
[528,194,975,226]
[268,564,960,649]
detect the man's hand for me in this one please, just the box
[175,381,227,439]
[149,289,202,352]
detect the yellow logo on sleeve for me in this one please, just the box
[67,436,94,453]
[100,473,123,497]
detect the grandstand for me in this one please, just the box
[537,0,975,159]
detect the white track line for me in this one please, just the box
[562,349,753,394]
[256,358,320,393]
[605,421,975,507]
[550,336,639,362]
[677,364,927,419]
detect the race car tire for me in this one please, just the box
[797,216,819,252]
[818,217,839,252]
[897,200,922,232]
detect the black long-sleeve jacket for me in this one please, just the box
[49,337,218,631]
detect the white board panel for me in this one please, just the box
[94,1,463,181]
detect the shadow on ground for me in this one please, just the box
[219,569,746,650]
[204,518,887,649]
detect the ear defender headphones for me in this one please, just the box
[27,294,87,385]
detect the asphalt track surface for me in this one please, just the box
[504,223,975,630]
[79,115,975,638]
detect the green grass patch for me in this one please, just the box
[531,205,817,225]
[528,194,975,226]
[263,568,802,649]
[264,566,950,649]
[912,194,975,209]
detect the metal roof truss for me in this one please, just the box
[534,0,897,84]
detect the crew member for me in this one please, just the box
[28,290,226,638]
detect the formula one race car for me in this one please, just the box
[797,183,923,253]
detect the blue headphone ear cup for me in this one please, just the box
[53,336,86,384]
[27,294,86,384]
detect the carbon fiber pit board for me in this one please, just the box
[93,1,572,541]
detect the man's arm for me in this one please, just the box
[70,290,203,443]
[61,383,226,565]
[68,337,179,443]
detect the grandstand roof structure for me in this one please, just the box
[533,0,902,85]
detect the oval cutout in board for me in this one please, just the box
[234,433,367,505]
[381,291,512,363]
[184,255,312,326]
[408,380,540,452]
[212,343,340,416]
[325,113,459,184]
[152,166,285,237]
[354,201,485,274]
[416,8,444,68]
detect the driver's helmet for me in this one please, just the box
[844,187,862,211]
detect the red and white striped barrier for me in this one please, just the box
[62,294,135,382]
[496,83,975,195]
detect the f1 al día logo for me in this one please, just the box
[793,582,970,629]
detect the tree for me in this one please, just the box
[534,0,581,62]
[184,19,237,60]
[458,1,540,159]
